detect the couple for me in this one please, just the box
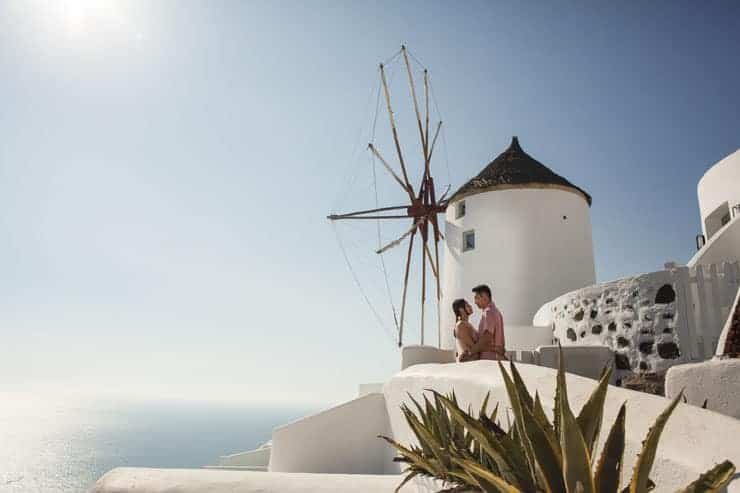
[452,284,506,362]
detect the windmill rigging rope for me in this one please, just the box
[332,222,397,345]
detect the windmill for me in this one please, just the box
[328,46,449,348]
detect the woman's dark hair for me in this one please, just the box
[452,298,467,320]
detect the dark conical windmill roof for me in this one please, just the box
[449,136,592,206]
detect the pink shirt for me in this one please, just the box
[478,302,506,360]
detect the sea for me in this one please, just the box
[0,392,317,492]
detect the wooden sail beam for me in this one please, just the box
[433,235,442,347]
[327,214,411,220]
[379,63,416,202]
[424,69,430,179]
[420,225,427,346]
[437,184,451,204]
[423,240,438,279]
[327,205,409,221]
[398,227,416,347]
[427,121,443,164]
[368,143,412,196]
[401,46,427,160]
[376,220,420,254]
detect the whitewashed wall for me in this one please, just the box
[534,262,740,374]
[442,188,595,350]
[697,148,740,239]
[688,214,740,267]
[268,392,397,475]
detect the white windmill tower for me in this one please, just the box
[441,136,596,349]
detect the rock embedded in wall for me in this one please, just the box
[540,271,684,375]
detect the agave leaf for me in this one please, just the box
[453,458,526,493]
[620,480,654,493]
[628,392,684,493]
[677,460,736,493]
[520,399,567,493]
[557,356,595,493]
[594,403,626,493]
[499,362,538,482]
[406,393,428,427]
[432,393,453,449]
[481,391,491,418]
[554,345,565,439]
[379,435,438,476]
[509,360,535,411]
[404,409,449,472]
[393,470,419,493]
[433,391,526,489]
[491,402,500,423]
[401,405,435,458]
[577,366,613,456]
[533,391,560,459]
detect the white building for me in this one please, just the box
[689,148,740,267]
[442,136,596,348]
[697,148,740,242]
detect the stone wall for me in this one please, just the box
[535,271,682,376]
[535,263,740,376]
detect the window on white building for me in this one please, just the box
[463,230,475,252]
[456,201,466,219]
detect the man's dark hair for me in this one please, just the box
[472,284,492,299]
[452,298,467,320]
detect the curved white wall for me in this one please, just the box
[698,148,740,239]
[442,188,595,349]
[688,214,740,267]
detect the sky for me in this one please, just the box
[0,1,739,406]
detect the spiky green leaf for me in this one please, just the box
[577,366,613,456]
[594,403,626,493]
[628,392,683,493]
[453,458,525,493]
[677,460,736,493]
[558,355,595,493]
[510,360,535,411]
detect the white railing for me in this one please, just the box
[672,261,740,360]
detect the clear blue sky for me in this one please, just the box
[1,1,738,406]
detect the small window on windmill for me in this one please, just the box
[455,201,466,219]
[463,230,475,252]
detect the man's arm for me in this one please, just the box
[466,329,492,354]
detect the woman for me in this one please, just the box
[452,298,478,362]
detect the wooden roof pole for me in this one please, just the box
[379,63,415,202]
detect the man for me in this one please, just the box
[463,284,506,360]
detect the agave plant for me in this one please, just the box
[380,352,735,493]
